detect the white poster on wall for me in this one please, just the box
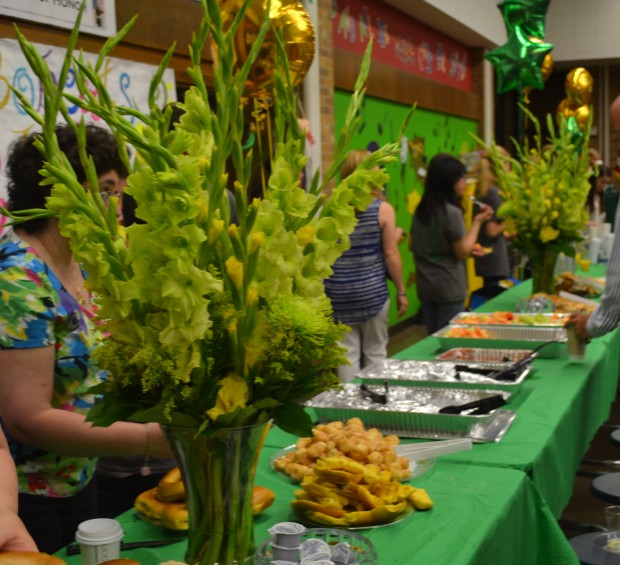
[0,0,116,38]
[0,38,177,208]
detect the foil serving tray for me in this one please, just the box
[432,325,567,358]
[449,312,570,327]
[306,384,515,442]
[436,347,533,363]
[357,359,531,393]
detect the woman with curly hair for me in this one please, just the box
[0,124,173,553]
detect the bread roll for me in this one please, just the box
[251,485,275,515]
[0,552,66,565]
[134,487,167,525]
[161,502,188,531]
[156,467,185,502]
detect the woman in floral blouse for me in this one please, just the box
[0,124,173,553]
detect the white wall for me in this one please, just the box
[546,0,620,63]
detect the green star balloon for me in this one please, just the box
[484,27,553,94]
[498,0,551,39]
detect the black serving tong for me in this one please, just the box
[360,381,389,405]
[453,364,519,382]
[456,340,559,383]
[483,340,558,381]
[66,537,185,556]
[438,394,507,415]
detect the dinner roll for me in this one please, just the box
[0,553,66,565]
[156,467,185,502]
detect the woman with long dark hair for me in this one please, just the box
[409,153,492,334]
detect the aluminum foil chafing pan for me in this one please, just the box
[432,325,567,358]
[357,359,531,393]
[449,312,570,327]
[305,384,514,441]
[436,348,533,363]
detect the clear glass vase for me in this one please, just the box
[529,246,560,295]
[164,420,271,565]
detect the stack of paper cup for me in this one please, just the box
[604,233,615,260]
[601,223,612,238]
[75,518,123,565]
[589,237,602,264]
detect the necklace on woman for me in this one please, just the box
[22,230,90,307]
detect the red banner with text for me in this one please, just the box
[333,0,473,92]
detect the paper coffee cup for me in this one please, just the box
[75,518,123,565]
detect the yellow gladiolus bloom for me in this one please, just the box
[296,225,316,246]
[540,225,560,243]
[206,373,249,420]
[226,256,244,288]
[249,232,265,253]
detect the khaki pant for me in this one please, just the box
[337,299,390,383]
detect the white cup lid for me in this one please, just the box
[75,518,123,544]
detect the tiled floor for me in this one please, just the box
[386,321,620,547]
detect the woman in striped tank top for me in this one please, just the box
[324,150,408,383]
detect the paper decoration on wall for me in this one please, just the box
[0,38,176,200]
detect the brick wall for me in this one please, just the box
[318,0,335,176]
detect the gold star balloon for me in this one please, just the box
[484,27,554,94]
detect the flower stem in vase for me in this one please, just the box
[164,421,270,565]
[529,246,560,295]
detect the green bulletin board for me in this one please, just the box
[334,89,478,325]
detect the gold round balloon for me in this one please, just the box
[216,0,315,98]
[565,67,593,106]
[556,97,577,126]
[574,104,591,130]
[529,37,554,82]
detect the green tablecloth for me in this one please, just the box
[391,270,620,517]
[58,444,578,565]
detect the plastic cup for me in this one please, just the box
[606,506,620,532]
[268,521,306,548]
[580,259,591,272]
[271,543,300,562]
[604,233,615,259]
[75,518,123,565]
[566,325,587,363]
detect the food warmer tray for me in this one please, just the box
[432,325,567,358]
[449,312,570,327]
[357,359,531,394]
[305,384,515,443]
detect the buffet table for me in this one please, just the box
[59,443,578,565]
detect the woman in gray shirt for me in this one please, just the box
[409,154,492,334]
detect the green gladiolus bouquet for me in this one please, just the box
[483,108,591,294]
[4,0,402,439]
